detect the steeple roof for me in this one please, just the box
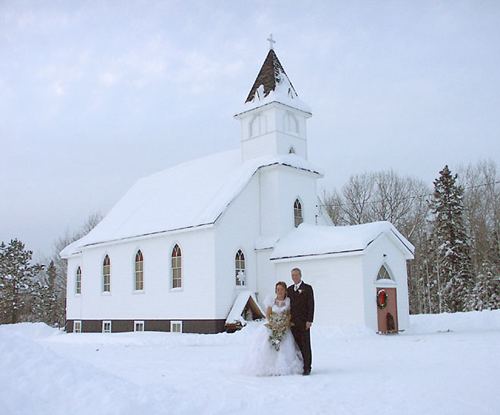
[245,49,298,103]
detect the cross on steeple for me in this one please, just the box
[267,34,276,50]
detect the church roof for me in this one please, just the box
[235,49,311,116]
[61,151,322,258]
[245,49,298,103]
[270,222,415,261]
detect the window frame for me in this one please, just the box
[134,250,144,291]
[73,320,82,333]
[102,320,112,334]
[235,249,246,287]
[102,255,111,293]
[134,321,145,332]
[171,244,182,290]
[170,321,183,333]
[75,266,82,295]
[294,198,303,227]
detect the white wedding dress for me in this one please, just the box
[242,296,303,376]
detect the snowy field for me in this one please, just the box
[1,311,499,415]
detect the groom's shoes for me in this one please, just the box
[302,369,311,376]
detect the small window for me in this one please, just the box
[171,244,182,289]
[135,250,144,291]
[294,199,303,227]
[73,321,82,333]
[76,266,82,294]
[103,255,111,292]
[170,321,182,333]
[102,321,112,333]
[134,321,144,332]
[288,147,296,154]
[377,265,392,281]
[235,250,246,286]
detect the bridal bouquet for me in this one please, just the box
[265,311,292,351]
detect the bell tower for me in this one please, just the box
[234,38,312,162]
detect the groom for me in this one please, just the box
[287,267,314,375]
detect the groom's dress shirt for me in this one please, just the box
[294,282,302,291]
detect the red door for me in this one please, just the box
[376,288,398,334]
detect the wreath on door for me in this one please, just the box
[377,289,388,309]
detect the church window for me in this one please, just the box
[235,250,246,286]
[171,244,182,289]
[289,147,296,154]
[76,266,82,294]
[103,255,111,292]
[294,199,303,227]
[377,265,393,281]
[102,321,112,333]
[135,250,144,291]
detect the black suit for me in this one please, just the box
[287,281,314,373]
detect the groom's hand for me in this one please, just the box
[306,322,312,330]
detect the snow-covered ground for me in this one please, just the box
[1,311,499,415]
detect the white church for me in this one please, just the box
[61,44,414,335]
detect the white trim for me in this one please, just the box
[133,248,145,292]
[235,248,246,287]
[134,321,145,332]
[61,224,214,259]
[170,321,183,333]
[102,320,112,333]
[73,320,82,333]
[170,242,182,290]
[75,266,82,295]
[102,253,111,293]
[270,250,364,263]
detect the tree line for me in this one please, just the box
[322,159,499,313]
[0,214,102,326]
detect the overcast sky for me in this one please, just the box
[1,0,499,261]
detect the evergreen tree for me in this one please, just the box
[0,239,43,323]
[469,261,500,310]
[428,166,473,312]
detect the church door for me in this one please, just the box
[376,287,398,334]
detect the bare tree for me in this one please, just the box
[43,212,103,327]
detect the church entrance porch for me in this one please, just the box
[376,287,398,334]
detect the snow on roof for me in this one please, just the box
[225,290,264,325]
[235,49,311,116]
[61,151,322,258]
[270,222,415,261]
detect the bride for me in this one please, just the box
[243,281,303,376]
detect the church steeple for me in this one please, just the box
[244,48,298,104]
[235,40,312,162]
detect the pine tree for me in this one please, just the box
[428,166,474,312]
[469,261,500,310]
[45,261,58,325]
[0,239,43,323]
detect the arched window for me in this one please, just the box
[135,250,144,291]
[250,114,267,137]
[294,199,303,227]
[285,111,299,134]
[171,244,182,289]
[377,265,392,281]
[289,146,296,154]
[103,255,111,292]
[235,250,246,286]
[76,266,82,294]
